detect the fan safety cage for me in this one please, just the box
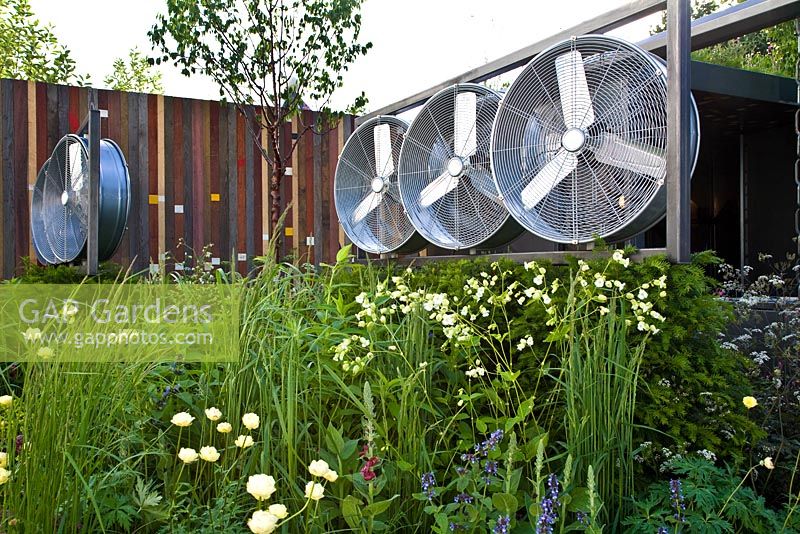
[491,35,700,244]
[398,83,520,250]
[32,134,130,264]
[334,116,425,254]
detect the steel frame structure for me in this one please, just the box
[355,0,800,264]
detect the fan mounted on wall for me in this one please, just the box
[490,34,700,244]
[31,133,130,265]
[334,116,426,255]
[397,83,520,250]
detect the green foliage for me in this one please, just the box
[652,0,797,78]
[0,0,87,84]
[9,256,124,284]
[104,48,164,93]
[339,252,759,470]
[0,249,772,531]
[623,456,786,533]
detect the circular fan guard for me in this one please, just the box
[398,83,520,250]
[31,158,58,265]
[491,35,700,244]
[32,134,130,264]
[334,116,425,254]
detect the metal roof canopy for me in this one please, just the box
[357,0,800,125]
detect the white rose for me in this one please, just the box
[304,480,324,501]
[308,459,330,477]
[235,435,254,448]
[177,447,199,464]
[247,474,276,501]
[242,412,260,430]
[171,412,195,427]
[199,446,220,462]
[216,422,233,433]
[204,407,222,421]
[247,510,279,533]
[268,503,288,519]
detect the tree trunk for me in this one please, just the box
[269,130,283,259]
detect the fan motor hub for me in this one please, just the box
[446,156,465,177]
[370,177,385,193]
[561,128,586,152]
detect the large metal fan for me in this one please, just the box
[334,116,426,254]
[491,35,700,244]
[397,83,520,250]
[32,134,130,264]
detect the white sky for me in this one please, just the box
[28,0,662,115]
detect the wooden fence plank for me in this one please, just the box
[236,109,245,273]
[0,81,9,277]
[226,105,237,266]
[135,93,149,272]
[164,97,175,268]
[173,97,184,264]
[191,99,204,254]
[245,110,255,271]
[27,81,36,261]
[147,95,158,264]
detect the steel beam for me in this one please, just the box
[357,248,669,266]
[86,89,100,276]
[641,0,800,56]
[360,0,800,123]
[357,0,667,124]
[666,0,692,263]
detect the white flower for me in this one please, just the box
[37,346,53,359]
[235,435,254,448]
[248,510,279,533]
[638,289,648,300]
[0,395,12,408]
[0,452,7,468]
[216,422,233,433]
[199,446,220,462]
[178,447,199,464]
[204,407,222,421]
[22,327,41,342]
[304,480,325,500]
[308,459,331,477]
[465,367,486,379]
[171,412,195,427]
[762,457,775,470]
[323,469,339,482]
[242,412,260,430]
[247,474,277,501]
[268,503,288,519]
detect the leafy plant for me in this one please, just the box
[623,456,785,533]
[0,0,88,84]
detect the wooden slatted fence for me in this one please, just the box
[0,79,355,278]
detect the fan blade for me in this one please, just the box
[469,167,503,205]
[420,171,458,208]
[594,133,666,179]
[373,124,394,177]
[555,50,595,129]
[454,91,477,157]
[352,191,383,223]
[521,149,578,209]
